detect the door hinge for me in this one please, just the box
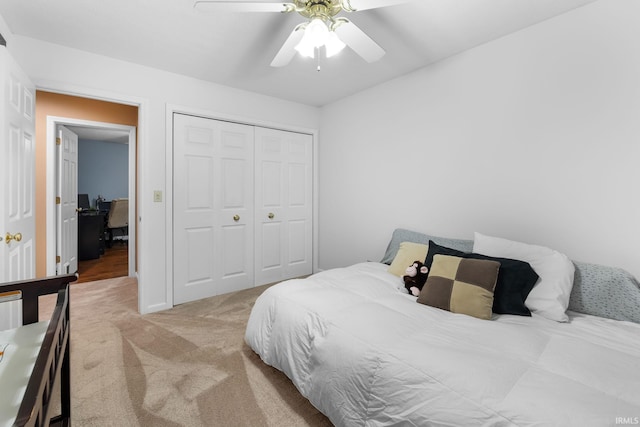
[56,137,61,145]
[56,196,61,205]
[56,255,61,263]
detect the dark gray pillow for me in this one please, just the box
[425,241,539,316]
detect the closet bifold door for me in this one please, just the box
[173,114,255,305]
[254,127,313,286]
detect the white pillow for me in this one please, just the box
[473,232,575,322]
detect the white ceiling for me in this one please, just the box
[0,0,597,107]
[66,125,130,144]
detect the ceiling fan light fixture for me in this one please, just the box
[295,18,329,58]
[295,38,316,58]
[325,31,346,57]
[304,18,329,47]
[197,0,392,68]
[295,17,345,59]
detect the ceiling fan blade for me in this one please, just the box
[335,20,385,63]
[270,24,306,67]
[194,1,294,13]
[341,0,410,12]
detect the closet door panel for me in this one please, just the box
[285,135,313,279]
[185,227,215,284]
[288,220,307,265]
[255,133,285,285]
[255,128,312,286]
[261,222,282,269]
[217,129,254,294]
[218,223,251,294]
[174,115,218,304]
[174,114,254,304]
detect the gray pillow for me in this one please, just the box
[380,228,473,265]
[570,262,640,323]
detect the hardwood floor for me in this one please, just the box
[77,244,128,283]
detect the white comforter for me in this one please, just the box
[245,262,640,426]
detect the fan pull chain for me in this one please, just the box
[316,47,321,72]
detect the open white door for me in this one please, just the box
[56,125,79,275]
[0,47,36,329]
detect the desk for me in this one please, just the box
[78,213,105,260]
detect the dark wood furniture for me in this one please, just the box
[0,274,76,427]
[78,213,105,260]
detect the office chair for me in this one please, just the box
[106,198,128,247]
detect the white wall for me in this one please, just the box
[319,0,640,279]
[6,34,320,313]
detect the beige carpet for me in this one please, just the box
[40,277,332,427]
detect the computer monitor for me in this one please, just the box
[98,200,111,214]
[78,194,90,210]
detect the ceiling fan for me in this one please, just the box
[194,0,410,67]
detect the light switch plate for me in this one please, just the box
[153,190,162,202]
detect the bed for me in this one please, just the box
[245,229,640,426]
[0,274,76,427]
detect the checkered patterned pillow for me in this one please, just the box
[417,255,500,320]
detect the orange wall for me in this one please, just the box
[35,91,138,277]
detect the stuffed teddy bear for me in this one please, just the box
[403,260,429,296]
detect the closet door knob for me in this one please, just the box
[233,215,240,222]
[268,213,274,219]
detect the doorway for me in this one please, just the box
[70,124,132,281]
[45,118,136,279]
